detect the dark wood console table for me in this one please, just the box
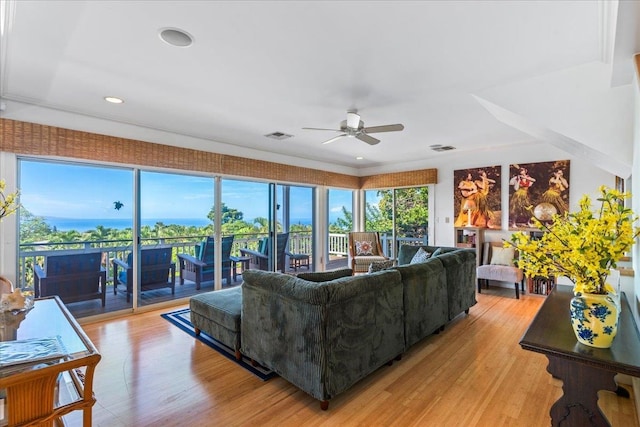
[520,285,640,426]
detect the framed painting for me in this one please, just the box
[453,166,501,229]
[508,160,570,229]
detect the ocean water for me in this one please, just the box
[42,217,315,232]
[43,217,212,232]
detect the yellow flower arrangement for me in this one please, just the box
[0,179,19,220]
[507,185,639,295]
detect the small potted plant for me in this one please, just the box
[507,185,639,348]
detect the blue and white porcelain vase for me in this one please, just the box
[570,292,619,348]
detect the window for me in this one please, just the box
[19,159,134,314]
[364,186,430,257]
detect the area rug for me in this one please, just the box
[161,308,277,381]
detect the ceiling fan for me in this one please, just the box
[303,111,404,145]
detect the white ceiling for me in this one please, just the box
[0,1,638,176]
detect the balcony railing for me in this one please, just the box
[17,232,427,288]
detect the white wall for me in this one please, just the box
[431,140,616,248]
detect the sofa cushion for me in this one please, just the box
[410,247,431,264]
[437,249,477,320]
[190,286,242,331]
[353,255,388,266]
[355,240,374,256]
[393,257,448,348]
[397,245,443,265]
[490,247,515,266]
[297,268,352,282]
[368,259,395,273]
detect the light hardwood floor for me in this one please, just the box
[70,287,638,427]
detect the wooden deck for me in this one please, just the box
[66,256,348,319]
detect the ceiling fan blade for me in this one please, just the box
[362,124,404,133]
[322,134,347,145]
[302,127,343,133]
[356,133,380,145]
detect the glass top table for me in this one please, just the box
[0,296,100,426]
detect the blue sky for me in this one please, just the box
[19,160,353,222]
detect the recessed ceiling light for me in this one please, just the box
[356,156,364,160]
[159,28,194,47]
[104,96,124,104]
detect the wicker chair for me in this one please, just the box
[348,232,389,274]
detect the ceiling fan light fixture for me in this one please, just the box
[306,111,403,146]
[346,111,360,129]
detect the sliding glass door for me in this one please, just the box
[221,178,274,276]
[139,171,214,306]
[365,189,393,256]
[364,187,430,258]
[18,159,134,316]
[16,158,331,317]
[328,189,353,270]
[281,184,314,273]
[394,187,429,246]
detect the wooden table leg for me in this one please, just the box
[546,354,618,427]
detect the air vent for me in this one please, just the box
[430,145,456,152]
[265,132,293,140]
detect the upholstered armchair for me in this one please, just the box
[476,242,524,299]
[348,232,389,274]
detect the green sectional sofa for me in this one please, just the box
[397,245,477,320]
[241,268,405,410]
[237,245,476,410]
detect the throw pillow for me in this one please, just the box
[355,240,374,256]
[367,259,395,273]
[410,247,431,264]
[431,247,442,257]
[490,246,515,266]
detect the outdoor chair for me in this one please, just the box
[286,250,310,271]
[476,242,524,299]
[34,251,107,306]
[112,246,175,302]
[240,233,289,272]
[177,235,234,289]
[348,231,389,274]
